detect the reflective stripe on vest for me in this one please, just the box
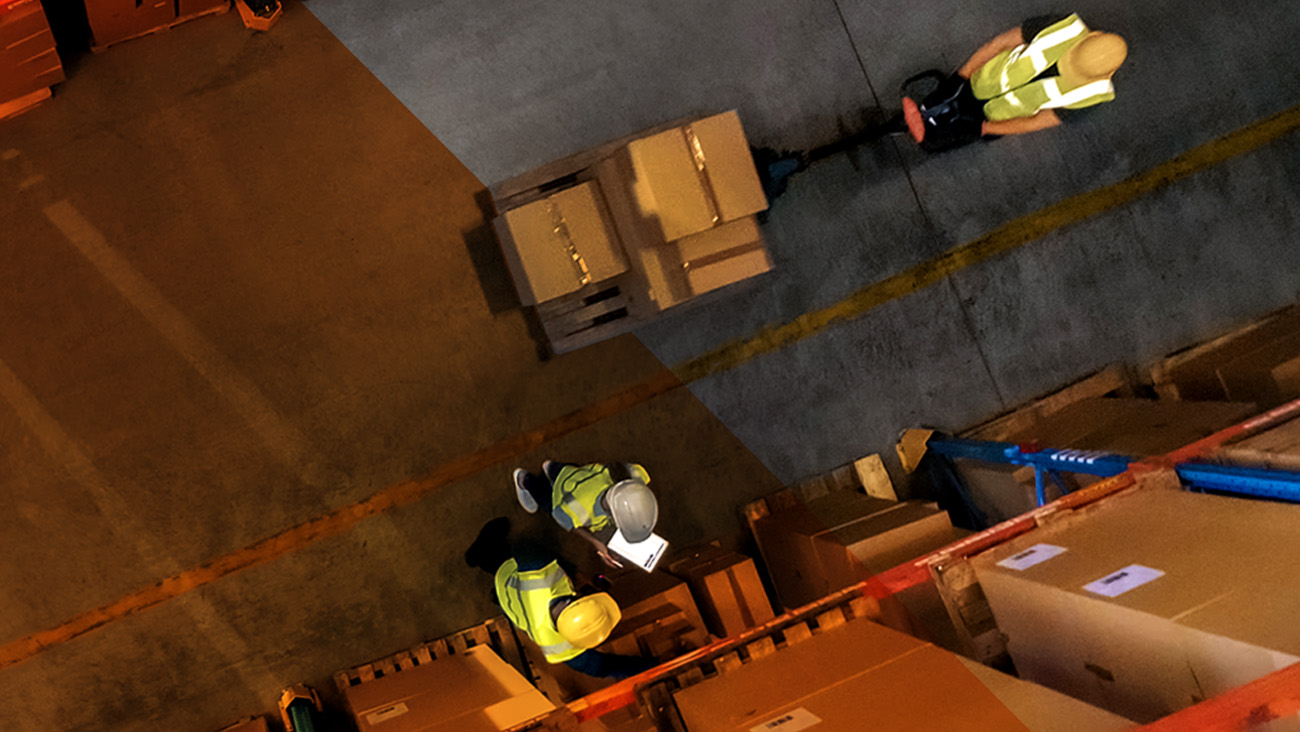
[971,14,1089,100]
[982,76,1114,121]
[550,464,618,532]
[495,558,584,664]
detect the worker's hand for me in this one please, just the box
[596,545,624,569]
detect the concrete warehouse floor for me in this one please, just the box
[0,2,1297,732]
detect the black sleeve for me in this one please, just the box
[1022,14,1068,42]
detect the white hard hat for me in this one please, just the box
[605,480,658,543]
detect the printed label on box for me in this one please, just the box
[1083,564,1165,598]
[609,530,669,572]
[996,543,1067,571]
[749,707,822,732]
[365,702,410,725]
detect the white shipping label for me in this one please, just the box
[608,530,669,572]
[750,707,822,732]
[1083,564,1165,597]
[996,543,1068,571]
[365,702,410,725]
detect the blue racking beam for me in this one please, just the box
[925,436,1300,505]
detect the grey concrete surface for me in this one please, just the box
[303,0,1300,484]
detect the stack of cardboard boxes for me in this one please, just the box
[527,570,711,702]
[956,396,1257,523]
[341,645,554,732]
[82,0,227,49]
[750,490,966,609]
[0,0,63,118]
[665,544,775,639]
[971,489,1300,727]
[671,615,1133,732]
[493,110,771,332]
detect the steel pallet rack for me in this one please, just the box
[502,397,1300,732]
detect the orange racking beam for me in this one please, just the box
[567,396,1300,726]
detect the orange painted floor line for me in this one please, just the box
[0,368,683,671]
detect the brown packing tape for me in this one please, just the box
[682,240,765,271]
[724,567,755,629]
[682,124,721,226]
[545,199,592,286]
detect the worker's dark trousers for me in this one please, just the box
[517,461,573,514]
[464,518,656,680]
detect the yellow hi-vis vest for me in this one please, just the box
[550,463,650,533]
[495,558,585,664]
[971,14,1116,122]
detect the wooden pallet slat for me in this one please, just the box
[91,2,230,52]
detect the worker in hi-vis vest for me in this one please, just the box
[513,460,659,569]
[899,13,1127,152]
[464,518,656,678]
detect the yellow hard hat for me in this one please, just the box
[1059,32,1128,84]
[556,593,621,649]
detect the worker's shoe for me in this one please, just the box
[514,469,539,513]
[542,460,560,481]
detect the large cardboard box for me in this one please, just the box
[495,181,629,305]
[83,0,176,47]
[0,0,63,103]
[673,216,771,297]
[753,491,964,609]
[343,646,554,732]
[971,489,1300,726]
[672,616,1131,732]
[622,110,766,242]
[665,545,775,638]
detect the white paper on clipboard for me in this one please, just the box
[608,530,668,572]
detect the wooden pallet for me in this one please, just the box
[333,616,527,694]
[0,87,51,122]
[536,281,641,354]
[91,2,230,52]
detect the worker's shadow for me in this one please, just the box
[462,188,554,362]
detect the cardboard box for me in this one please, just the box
[753,492,964,609]
[83,0,176,47]
[971,489,1300,726]
[343,646,554,732]
[674,216,771,296]
[495,182,629,305]
[672,616,1130,732]
[622,110,766,242]
[0,0,63,103]
[666,545,775,638]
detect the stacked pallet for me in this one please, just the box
[490,111,773,353]
[83,0,229,51]
[0,0,63,120]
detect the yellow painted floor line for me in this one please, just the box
[0,369,683,671]
[673,102,1300,383]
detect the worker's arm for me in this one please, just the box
[958,28,1025,79]
[575,527,623,568]
[981,110,1062,136]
